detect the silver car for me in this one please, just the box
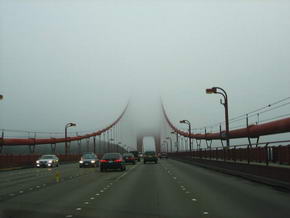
[36,154,59,168]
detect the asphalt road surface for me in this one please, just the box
[0,159,290,218]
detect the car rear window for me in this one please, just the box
[102,153,121,159]
[145,152,155,155]
[123,153,134,157]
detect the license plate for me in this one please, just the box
[109,161,113,163]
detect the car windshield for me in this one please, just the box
[82,154,95,159]
[40,155,55,159]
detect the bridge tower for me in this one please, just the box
[136,131,161,153]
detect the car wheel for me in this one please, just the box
[144,161,146,164]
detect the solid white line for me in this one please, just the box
[115,172,127,181]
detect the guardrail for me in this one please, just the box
[169,143,290,166]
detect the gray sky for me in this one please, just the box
[1,0,290,149]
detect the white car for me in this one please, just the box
[36,154,59,168]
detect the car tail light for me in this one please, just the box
[100,160,108,163]
[114,159,122,163]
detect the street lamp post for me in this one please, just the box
[206,87,230,148]
[171,131,179,152]
[110,138,115,152]
[180,120,192,152]
[65,122,76,155]
[163,140,169,153]
[118,142,122,153]
[166,136,173,152]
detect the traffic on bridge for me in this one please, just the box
[1,0,290,218]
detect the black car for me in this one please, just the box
[123,153,136,165]
[79,153,99,168]
[100,153,126,172]
[130,150,141,162]
[143,151,158,164]
[159,152,168,159]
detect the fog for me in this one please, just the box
[1,0,290,150]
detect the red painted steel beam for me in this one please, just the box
[162,103,290,140]
[2,103,129,146]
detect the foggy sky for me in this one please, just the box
[1,0,290,148]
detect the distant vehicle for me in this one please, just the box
[130,150,141,162]
[143,151,158,164]
[36,154,59,168]
[100,153,126,172]
[79,153,99,168]
[122,153,136,165]
[138,152,143,158]
[159,152,168,159]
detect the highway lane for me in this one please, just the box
[0,159,290,218]
[0,163,96,198]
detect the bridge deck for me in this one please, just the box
[1,159,290,218]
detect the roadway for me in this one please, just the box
[0,159,290,218]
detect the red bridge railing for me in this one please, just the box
[168,142,290,166]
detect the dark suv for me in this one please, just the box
[130,151,141,162]
[159,152,168,159]
[100,153,126,172]
[143,151,158,164]
[123,153,136,165]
